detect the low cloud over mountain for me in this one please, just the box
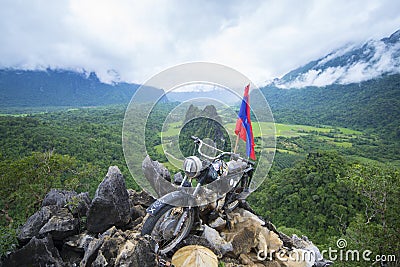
[275,29,400,88]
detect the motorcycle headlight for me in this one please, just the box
[183,156,202,178]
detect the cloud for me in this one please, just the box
[1,0,400,85]
[277,37,400,88]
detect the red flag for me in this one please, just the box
[235,84,256,160]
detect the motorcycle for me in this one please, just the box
[141,136,255,254]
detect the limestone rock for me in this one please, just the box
[74,192,92,217]
[42,189,91,217]
[230,226,258,257]
[257,227,283,254]
[209,216,226,231]
[92,250,108,266]
[80,237,103,267]
[130,204,146,222]
[114,239,136,265]
[114,237,157,267]
[153,159,171,182]
[97,230,126,263]
[2,236,64,267]
[79,227,157,267]
[42,189,77,208]
[86,166,131,233]
[202,224,233,255]
[79,227,119,267]
[142,155,176,197]
[17,205,58,244]
[239,253,255,265]
[265,261,281,267]
[64,233,95,251]
[230,208,265,226]
[60,233,94,266]
[2,165,334,267]
[39,208,79,240]
[60,243,84,266]
[127,189,154,208]
[222,209,271,258]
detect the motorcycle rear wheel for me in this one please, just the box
[141,205,194,254]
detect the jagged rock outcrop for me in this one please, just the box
[141,156,174,198]
[17,189,91,245]
[42,189,91,217]
[17,205,59,244]
[2,236,64,267]
[1,165,332,267]
[86,166,131,233]
[38,208,79,241]
[1,166,157,267]
[79,226,157,267]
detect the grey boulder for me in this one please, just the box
[86,166,130,233]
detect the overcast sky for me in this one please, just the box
[1,0,400,85]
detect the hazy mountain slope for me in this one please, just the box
[0,69,165,108]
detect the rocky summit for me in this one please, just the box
[0,165,332,267]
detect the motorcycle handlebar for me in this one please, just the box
[191,136,255,165]
[191,136,200,143]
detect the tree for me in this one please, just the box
[249,151,362,244]
[0,151,97,256]
[342,163,400,266]
[0,151,88,225]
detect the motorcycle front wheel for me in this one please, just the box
[141,205,194,254]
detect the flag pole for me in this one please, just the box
[233,133,240,154]
[234,83,249,155]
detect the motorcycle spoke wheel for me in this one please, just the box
[142,205,194,254]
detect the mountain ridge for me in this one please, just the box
[274,29,400,88]
[0,68,166,109]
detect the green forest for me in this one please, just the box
[0,85,399,266]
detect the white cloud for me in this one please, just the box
[0,0,400,85]
[277,37,400,88]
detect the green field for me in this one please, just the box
[161,120,364,152]
[158,118,374,164]
[162,121,361,138]
[160,121,182,137]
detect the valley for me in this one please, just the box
[1,29,399,266]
